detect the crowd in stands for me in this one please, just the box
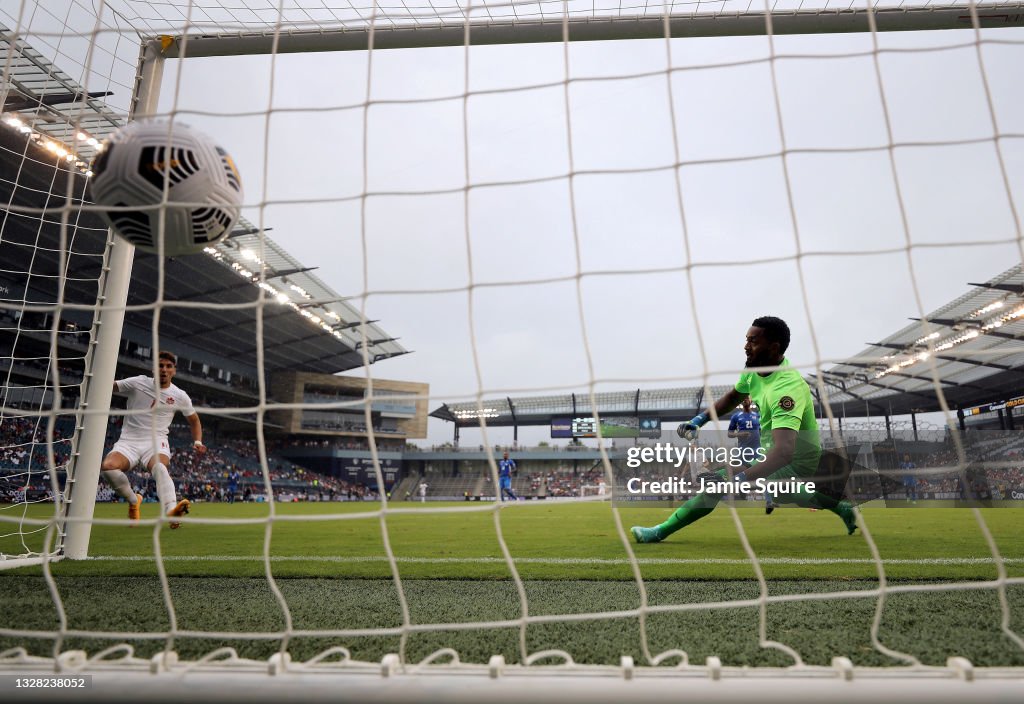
[867,466,1024,501]
[0,415,75,473]
[821,419,949,445]
[5,415,1024,504]
[0,417,381,504]
[300,419,403,434]
[280,437,405,452]
[421,442,601,453]
[545,467,605,497]
[0,416,74,501]
[846,438,1024,501]
[482,466,605,498]
[127,427,380,503]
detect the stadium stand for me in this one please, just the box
[0,416,379,504]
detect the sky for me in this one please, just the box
[6,1,1024,444]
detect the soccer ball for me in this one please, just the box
[88,120,243,256]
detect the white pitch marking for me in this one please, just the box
[89,555,1024,565]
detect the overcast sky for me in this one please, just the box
[7,2,1024,443]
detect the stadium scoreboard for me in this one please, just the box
[551,416,661,439]
[964,395,1024,416]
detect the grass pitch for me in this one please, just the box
[1,500,1023,666]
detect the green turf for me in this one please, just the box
[2,501,1022,666]
[0,576,1021,666]
[2,501,1023,580]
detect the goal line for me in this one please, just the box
[84,554,1024,566]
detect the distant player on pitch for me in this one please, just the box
[498,451,519,501]
[899,453,918,504]
[227,468,241,504]
[101,351,203,528]
[631,316,856,543]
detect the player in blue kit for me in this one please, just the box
[899,453,918,503]
[728,396,761,459]
[498,451,519,501]
[227,469,240,504]
[729,397,773,513]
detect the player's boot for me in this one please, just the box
[837,501,857,535]
[167,499,190,529]
[128,493,143,523]
[630,525,664,544]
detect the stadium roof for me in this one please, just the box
[434,265,1024,426]
[0,25,122,166]
[431,386,736,427]
[125,222,410,373]
[818,264,1024,416]
[0,32,408,379]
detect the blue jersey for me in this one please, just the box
[228,471,240,489]
[728,411,761,449]
[499,458,516,479]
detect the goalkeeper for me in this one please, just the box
[631,316,856,543]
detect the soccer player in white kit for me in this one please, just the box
[101,351,204,528]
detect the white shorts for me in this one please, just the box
[108,436,171,470]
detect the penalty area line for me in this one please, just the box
[87,555,1024,566]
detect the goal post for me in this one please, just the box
[60,43,166,560]
[156,6,1024,58]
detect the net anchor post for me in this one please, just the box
[381,653,400,678]
[268,652,290,675]
[56,650,87,672]
[150,651,178,674]
[488,655,505,679]
[947,656,975,681]
[831,656,854,681]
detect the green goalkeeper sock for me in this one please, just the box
[781,484,851,522]
[789,484,837,509]
[656,491,722,538]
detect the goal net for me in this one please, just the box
[1,0,1023,699]
[579,485,606,498]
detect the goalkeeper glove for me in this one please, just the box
[677,412,710,441]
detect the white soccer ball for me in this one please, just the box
[88,119,243,256]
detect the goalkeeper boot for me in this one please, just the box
[167,499,191,530]
[837,501,857,536]
[630,525,664,544]
[128,493,143,523]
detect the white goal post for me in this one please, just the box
[61,44,166,561]
[2,1,1024,700]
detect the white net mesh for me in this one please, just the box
[1,0,1023,698]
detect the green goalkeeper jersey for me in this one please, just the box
[734,357,820,476]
